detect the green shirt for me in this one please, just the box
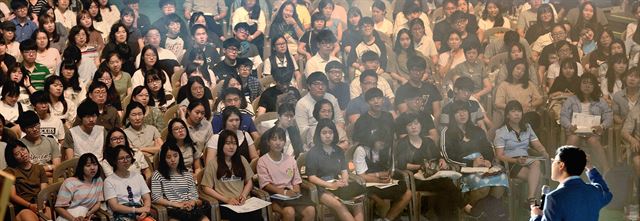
[24,62,51,91]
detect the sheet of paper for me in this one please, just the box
[414,170,462,181]
[270,194,301,201]
[461,167,502,174]
[572,113,601,134]
[365,179,399,189]
[220,197,271,213]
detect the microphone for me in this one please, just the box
[540,185,551,210]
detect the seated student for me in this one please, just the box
[305,119,365,221]
[129,86,165,129]
[395,56,442,122]
[256,66,301,115]
[54,153,104,221]
[215,76,256,113]
[144,69,175,113]
[19,39,51,91]
[166,118,203,174]
[325,61,350,110]
[236,58,261,101]
[304,99,349,151]
[29,91,64,143]
[296,72,344,137]
[0,24,19,65]
[347,17,390,74]
[200,130,262,220]
[441,101,508,214]
[161,14,188,62]
[395,112,461,220]
[263,34,302,87]
[135,26,180,69]
[93,66,124,114]
[304,29,340,77]
[353,129,411,221]
[183,101,216,157]
[495,100,549,204]
[440,77,490,132]
[74,81,122,131]
[560,73,612,172]
[4,140,51,221]
[495,59,544,129]
[0,81,27,124]
[345,70,393,124]
[44,75,77,129]
[100,127,151,180]
[212,88,259,139]
[548,59,581,121]
[211,38,241,81]
[298,13,328,59]
[177,77,214,121]
[104,145,153,220]
[182,23,221,67]
[257,128,316,221]
[258,103,304,158]
[64,100,105,160]
[352,88,394,144]
[151,142,210,221]
[132,45,174,95]
[231,23,263,72]
[207,106,258,163]
[447,43,491,100]
[16,111,61,176]
[613,68,640,126]
[181,62,217,90]
[60,61,87,120]
[123,102,163,157]
[349,52,395,102]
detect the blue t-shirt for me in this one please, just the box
[212,112,257,134]
[493,124,538,157]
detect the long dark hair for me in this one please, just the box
[481,0,505,27]
[273,1,300,26]
[215,130,246,179]
[313,119,339,148]
[605,53,629,93]
[93,64,122,110]
[242,0,261,20]
[59,60,81,93]
[38,14,60,43]
[44,75,69,114]
[259,127,287,156]
[138,45,161,74]
[103,127,131,159]
[143,69,169,107]
[445,100,477,142]
[503,100,527,132]
[166,118,197,149]
[186,100,211,121]
[394,28,416,55]
[130,85,155,106]
[158,142,188,180]
[576,73,602,102]
[74,153,103,181]
[77,9,100,32]
[269,34,296,72]
[506,58,530,88]
[575,1,598,30]
[222,106,243,130]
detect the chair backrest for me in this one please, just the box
[52,158,79,182]
[161,127,168,141]
[0,170,15,219]
[296,152,306,177]
[259,76,275,91]
[488,52,508,71]
[254,112,278,134]
[37,181,62,220]
[163,105,179,125]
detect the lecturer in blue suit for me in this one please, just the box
[530,145,613,221]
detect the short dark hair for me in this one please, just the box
[234,22,251,32]
[77,99,100,119]
[361,51,379,62]
[19,39,37,52]
[158,0,176,8]
[325,61,343,73]
[407,56,427,70]
[277,103,295,115]
[313,119,339,147]
[556,145,587,176]
[365,87,383,101]
[315,29,336,44]
[1,81,20,99]
[10,0,28,10]
[16,110,39,131]
[190,24,207,37]
[75,153,103,181]
[311,12,326,24]
[359,70,378,83]
[105,145,136,170]
[4,140,29,168]
[29,90,48,106]
[454,76,475,91]
[359,17,374,27]
[306,72,328,86]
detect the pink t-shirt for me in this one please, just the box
[257,154,302,189]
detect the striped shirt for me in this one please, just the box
[55,177,104,209]
[150,171,199,202]
[23,63,51,91]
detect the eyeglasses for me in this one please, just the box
[118,155,132,162]
[172,126,186,132]
[110,136,125,142]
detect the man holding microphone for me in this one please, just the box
[530,145,612,221]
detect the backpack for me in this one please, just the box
[470,195,509,221]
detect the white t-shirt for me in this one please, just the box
[104,172,150,208]
[68,125,105,159]
[0,101,20,122]
[209,130,254,150]
[40,115,65,141]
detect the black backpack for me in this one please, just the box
[470,195,510,221]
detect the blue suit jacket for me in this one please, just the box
[531,168,613,221]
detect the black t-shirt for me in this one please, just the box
[305,145,347,180]
[395,82,442,115]
[299,30,319,56]
[395,110,436,138]
[352,111,394,144]
[211,60,238,82]
[257,86,300,112]
[395,136,439,170]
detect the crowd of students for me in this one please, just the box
[0,0,635,220]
